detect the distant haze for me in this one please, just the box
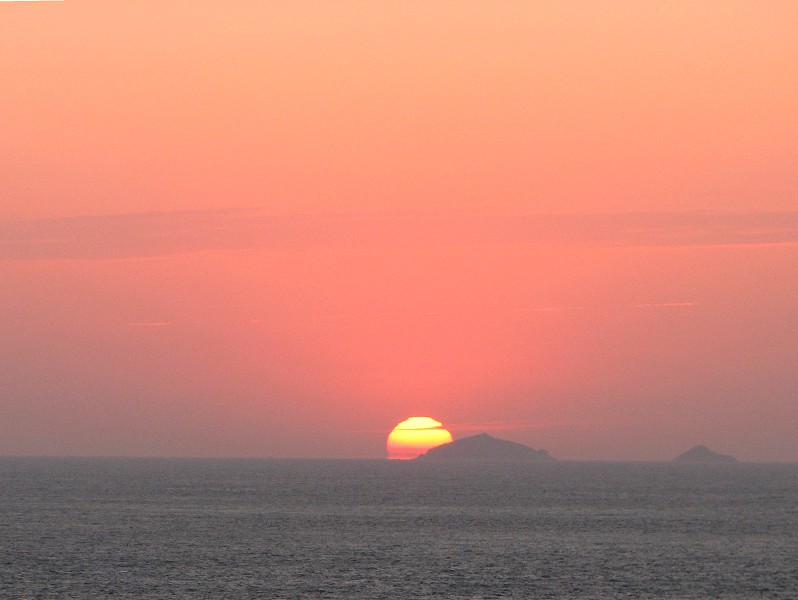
[1,2,796,461]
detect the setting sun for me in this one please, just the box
[387,416,453,460]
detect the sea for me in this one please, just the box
[1,458,796,599]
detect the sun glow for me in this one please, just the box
[386,416,453,460]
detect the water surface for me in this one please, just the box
[2,458,796,598]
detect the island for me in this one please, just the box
[415,433,555,462]
[673,445,738,463]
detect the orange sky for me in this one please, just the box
[1,1,797,460]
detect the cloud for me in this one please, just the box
[446,419,584,433]
[633,302,700,309]
[511,306,580,313]
[2,209,798,261]
[350,419,580,435]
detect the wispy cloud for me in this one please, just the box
[2,209,798,261]
[633,302,700,309]
[447,420,577,433]
[350,419,587,435]
[367,307,579,318]
[511,306,580,313]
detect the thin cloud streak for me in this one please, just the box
[349,421,579,435]
[511,306,580,313]
[311,308,579,321]
[447,420,582,433]
[633,302,700,308]
[2,209,798,261]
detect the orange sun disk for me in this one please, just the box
[386,416,453,460]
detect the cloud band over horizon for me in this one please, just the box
[2,208,798,261]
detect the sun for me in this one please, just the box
[386,416,453,460]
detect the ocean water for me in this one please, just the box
[1,458,796,599]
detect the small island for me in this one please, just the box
[416,433,555,462]
[673,445,738,463]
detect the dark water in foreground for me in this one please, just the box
[1,459,796,599]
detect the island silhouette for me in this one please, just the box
[415,433,555,461]
[673,445,738,463]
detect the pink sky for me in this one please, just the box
[1,1,797,460]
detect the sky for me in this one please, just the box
[1,1,797,461]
